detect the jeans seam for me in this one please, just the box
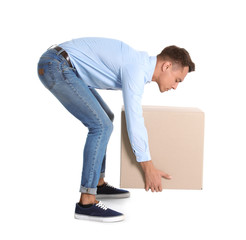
[88,128,103,186]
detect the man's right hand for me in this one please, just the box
[140,160,172,192]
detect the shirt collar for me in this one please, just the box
[146,56,157,84]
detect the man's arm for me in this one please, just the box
[121,65,151,162]
[140,160,172,192]
[121,65,172,191]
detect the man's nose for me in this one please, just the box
[172,82,179,90]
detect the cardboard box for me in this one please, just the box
[120,106,204,190]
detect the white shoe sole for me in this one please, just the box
[96,192,130,199]
[74,213,125,223]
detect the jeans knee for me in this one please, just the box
[103,119,113,135]
[96,118,113,139]
[88,115,113,137]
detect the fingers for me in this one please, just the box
[160,171,172,180]
[145,184,162,192]
[150,186,161,192]
[144,169,172,192]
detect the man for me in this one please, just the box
[37,37,195,222]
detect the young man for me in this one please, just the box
[37,37,195,222]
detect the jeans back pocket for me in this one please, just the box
[37,58,61,90]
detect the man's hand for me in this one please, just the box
[140,160,172,192]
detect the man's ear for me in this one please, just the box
[162,61,172,71]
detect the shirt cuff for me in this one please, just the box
[135,151,151,163]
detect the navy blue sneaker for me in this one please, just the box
[74,201,124,222]
[96,182,130,199]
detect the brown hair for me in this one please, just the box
[158,45,195,72]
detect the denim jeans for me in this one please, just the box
[37,48,114,195]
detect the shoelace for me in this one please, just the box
[96,201,108,210]
[105,183,116,189]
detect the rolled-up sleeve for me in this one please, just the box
[121,64,151,162]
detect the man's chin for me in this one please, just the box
[160,89,166,93]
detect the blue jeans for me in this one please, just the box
[37,48,114,195]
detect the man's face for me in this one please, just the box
[157,63,189,93]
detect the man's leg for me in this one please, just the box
[89,88,114,186]
[88,89,130,200]
[38,49,113,204]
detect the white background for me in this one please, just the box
[1,0,246,239]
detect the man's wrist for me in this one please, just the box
[140,160,153,173]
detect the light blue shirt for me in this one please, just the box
[59,37,157,162]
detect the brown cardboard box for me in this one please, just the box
[120,106,204,190]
